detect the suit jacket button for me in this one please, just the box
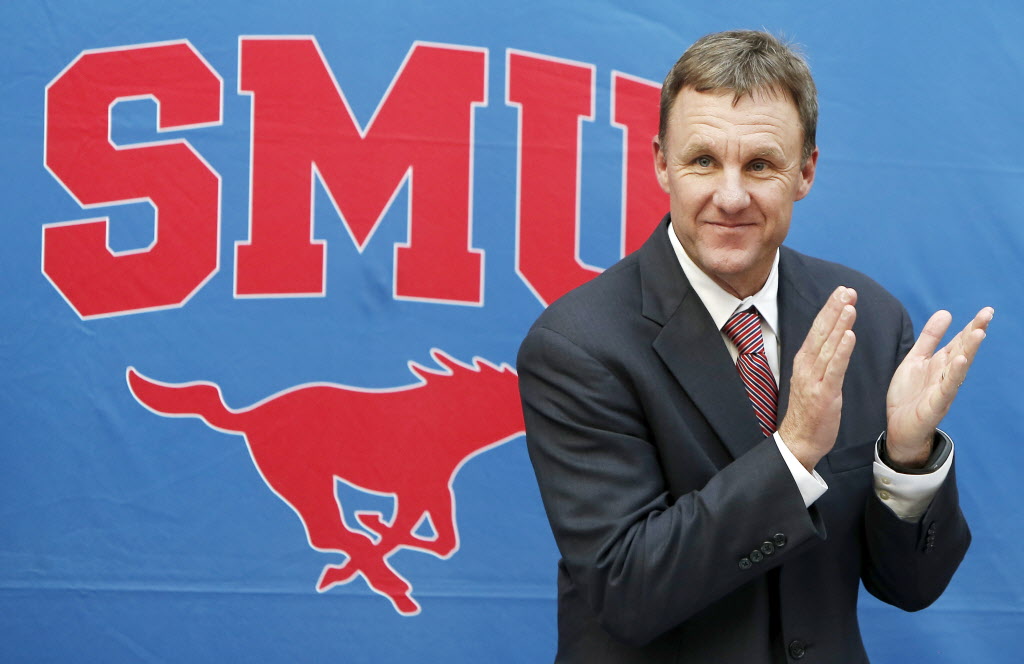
[761,541,775,556]
[773,533,788,548]
[739,557,753,570]
[788,639,806,659]
[750,549,764,563]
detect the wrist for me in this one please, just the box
[877,429,952,474]
[781,437,825,473]
[885,435,932,467]
[777,422,821,472]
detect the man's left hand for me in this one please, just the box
[885,307,994,467]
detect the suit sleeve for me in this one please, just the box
[860,306,971,611]
[518,324,826,646]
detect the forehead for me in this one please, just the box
[667,87,803,151]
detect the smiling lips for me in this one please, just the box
[707,220,757,229]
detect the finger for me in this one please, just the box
[932,354,970,414]
[822,329,856,391]
[802,286,857,357]
[942,307,994,373]
[907,310,953,360]
[950,327,987,372]
[941,329,987,392]
[957,307,994,363]
[972,306,995,332]
[946,353,970,390]
[811,303,856,380]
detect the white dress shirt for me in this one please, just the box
[667,225,950,520]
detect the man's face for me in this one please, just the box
[654,86,817,298]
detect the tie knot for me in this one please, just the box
[723,309,765,355]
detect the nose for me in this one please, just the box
[712,169,750,214]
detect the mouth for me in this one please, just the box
[706,221,756,230]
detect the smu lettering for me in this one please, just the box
[43,38,664,318]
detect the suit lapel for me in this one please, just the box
[775,248,825,424]
[640,218,763,461]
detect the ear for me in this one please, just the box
[652,135,671,194]
[794,147,818,201]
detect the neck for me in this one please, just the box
[708,270,769,300]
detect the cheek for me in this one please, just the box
[751,181,797,218]
[671,175,712,207]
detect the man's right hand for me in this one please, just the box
[778,286,858,472]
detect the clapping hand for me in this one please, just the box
[779,286,858,472]
[884,308,994,466]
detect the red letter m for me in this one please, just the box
[238,38,486,304]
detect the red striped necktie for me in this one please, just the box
[722,308,778,438]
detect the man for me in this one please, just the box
[517,30,992,663]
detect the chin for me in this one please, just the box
[703,250,760,277]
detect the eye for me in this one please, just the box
[695,156,713,168]
[750,160,768,172]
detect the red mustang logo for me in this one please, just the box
[126,350,524,615]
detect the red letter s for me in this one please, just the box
[43,41,222,318]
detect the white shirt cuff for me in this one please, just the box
[873,440,954,521]
[774,431,828,508]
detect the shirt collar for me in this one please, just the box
[666,223,780,336]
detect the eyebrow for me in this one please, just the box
[677,140,714,162]
[677,141,788,164]
[750,146,786,161]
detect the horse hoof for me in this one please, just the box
[316,563,356,591]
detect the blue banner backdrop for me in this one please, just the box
[2,1,1021,662]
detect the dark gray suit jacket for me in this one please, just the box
[517,217,970,663]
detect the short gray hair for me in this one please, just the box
[659,30,817,162]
